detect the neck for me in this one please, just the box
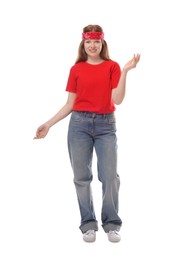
[86,57,104,64]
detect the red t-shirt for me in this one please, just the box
[65,60,121,114]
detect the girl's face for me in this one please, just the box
[84,39,102,58]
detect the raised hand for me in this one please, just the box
[123,54,140,72]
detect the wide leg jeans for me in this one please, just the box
[67,111,122,233]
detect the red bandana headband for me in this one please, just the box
[82,32,104,40]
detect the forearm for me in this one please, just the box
[112,54,140,105]
[45,103,73,127]
[112,69,128,105]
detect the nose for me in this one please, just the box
[89,41,95,47]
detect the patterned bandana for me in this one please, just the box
[82,32,104,40]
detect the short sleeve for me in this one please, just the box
[111,62,121,89]
[65,67,77,93]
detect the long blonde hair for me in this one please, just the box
[75,24,110,64]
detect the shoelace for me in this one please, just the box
[85,230,95,235]
[109,230,119,235]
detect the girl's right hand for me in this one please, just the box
[34,123,50,139]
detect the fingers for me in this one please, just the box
[33,128,45,139]
[33,134,45,139]
[33,134,41,139]
[133,53,141,62]
[33,124,49,140]
[132,54,140,67]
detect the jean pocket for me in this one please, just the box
[71,112,83,122]
[107,115,116,124]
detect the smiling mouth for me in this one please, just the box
[89,50,97,53]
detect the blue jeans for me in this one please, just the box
[67,111,122,233]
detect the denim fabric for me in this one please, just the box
[67,111,122,233]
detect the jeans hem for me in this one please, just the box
[102,223,122,233]
[80,221,98,233]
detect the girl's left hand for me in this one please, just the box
[123,54,141,72]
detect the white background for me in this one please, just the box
[0,0,184,259]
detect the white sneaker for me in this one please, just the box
[83,230,96,242]
[107,230,121,242]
